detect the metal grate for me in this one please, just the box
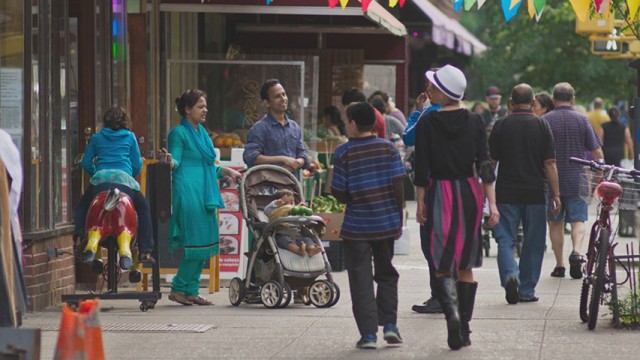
[35,323,216,333]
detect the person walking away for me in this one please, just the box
[75,106,154,265]
[489,84,561,304]
[369,95,404,139]
[597,107,633,167]
[331,102,406,349]
[341,88,386,139]
[402,70,443,314]
[587,97,610,134]
[414,65,499,350]
[243,79,310,173]
[543,83,603,279]
[163,89,242,306]
[481,86,508,129]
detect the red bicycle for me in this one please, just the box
[570,157,640,330]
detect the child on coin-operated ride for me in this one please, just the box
[73,105,154,270]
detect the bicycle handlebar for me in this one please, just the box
[569,157,640,177]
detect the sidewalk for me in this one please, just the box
[21,201,640,359]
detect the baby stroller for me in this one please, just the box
[228,165,340,308]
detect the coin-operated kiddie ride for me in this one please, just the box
[62,163,170,311]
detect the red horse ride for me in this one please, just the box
[83,187,138,271]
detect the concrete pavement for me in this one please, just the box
[21,201,640,359]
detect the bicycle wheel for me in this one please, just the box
[579,281,590,323]
[588,228,610,330]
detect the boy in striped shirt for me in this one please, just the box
[331,102,406,349]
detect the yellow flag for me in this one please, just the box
[510,0,521,10]
[569,0,590,21]
[340,0,349,9]
[628,0,640,21]
[389,0,399,7]
[528,0,535,17]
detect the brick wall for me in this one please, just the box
[23,233,76,311]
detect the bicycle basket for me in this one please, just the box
[579,170,640,210]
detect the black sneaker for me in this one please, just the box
[411,296,443,314]
[356,333,377,349]
[569,252,582,279]
[505,277,519,304]
[550,266,565,278]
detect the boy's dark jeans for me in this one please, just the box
[73,182,154,252]
[344,238,399,336]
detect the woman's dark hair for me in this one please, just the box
[535,92,554,113]
[260,79,280,101]
[346,102,375,132]
[608,106,621,124]
[103,105,130,130]
[368,90,389,104]
[323,105,345,135]
[341,88,366,106]
[369,95,387,114]
[175,89,207,117]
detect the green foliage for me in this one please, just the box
[461,0,636,104]
[607,291,640,328]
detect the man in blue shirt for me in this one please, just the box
[243,79,309,172]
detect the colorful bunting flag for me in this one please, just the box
[464,0,478,11]
[389,0,398,7]
[527,0,535,18]
[502,0,522,21]
[477,0,487,8]
[569,0,590,21]
[340,0,349,9]
[362,0,372,11]
[534,0,546,13]
[399,0,406,6]
[629,0,640,21]
[266,0,272,4]
[328,0,339,8]
[454,0,464,12]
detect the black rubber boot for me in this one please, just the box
[457,281,478,346]
[435,277,463,350]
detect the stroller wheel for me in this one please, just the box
[328,282,340,307]
[260,281,283,308]
[309,280,335,308]
[229,277,245,306]
[278,283,292,308]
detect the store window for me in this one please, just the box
[363,64,396,101]
[0,0,25,156]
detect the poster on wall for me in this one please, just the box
[218,165,246,279]
[0,68,23,152]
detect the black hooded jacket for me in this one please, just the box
[413,108,489,186]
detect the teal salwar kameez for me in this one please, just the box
[168,119,225,297]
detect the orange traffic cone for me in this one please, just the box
[54,299,105,360]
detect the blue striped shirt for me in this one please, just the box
[331,136,406,241]
[543,106,602,196]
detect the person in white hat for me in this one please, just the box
[413,64,500,350]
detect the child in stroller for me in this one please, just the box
[228,164,340,309]
[264,189,322,257]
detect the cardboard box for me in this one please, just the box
[313,212,344,241]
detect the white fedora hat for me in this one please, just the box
[425,65,467,101]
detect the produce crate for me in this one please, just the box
[323,241,345,272]
[313,212,344,240]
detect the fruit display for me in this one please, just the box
[211,132,244,148]
[311,195,345,213]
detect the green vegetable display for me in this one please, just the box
[288,205,313,216]
[311,195,345,214]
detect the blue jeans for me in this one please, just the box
[494,203,547,299]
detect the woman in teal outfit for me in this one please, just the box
[163,89,242,306]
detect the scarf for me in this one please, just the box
[181,118,224,211]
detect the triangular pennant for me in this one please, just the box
[478,0,487,8]
[389,0,399,7]
[628,0,640,21]
[594,0,604,12]
[362,0,373,11]
[569,0,590,21]
[465,0,478,11]
[599,0,610,13]
[266,0,272,4]
[340,0,349,9]
[528,0,535,18]
[502,0,522,21]
[534,0,546,12]
[454,0,464,11]
[328,0,340,8]
[399,0,406,6]
[535,6,544,21]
